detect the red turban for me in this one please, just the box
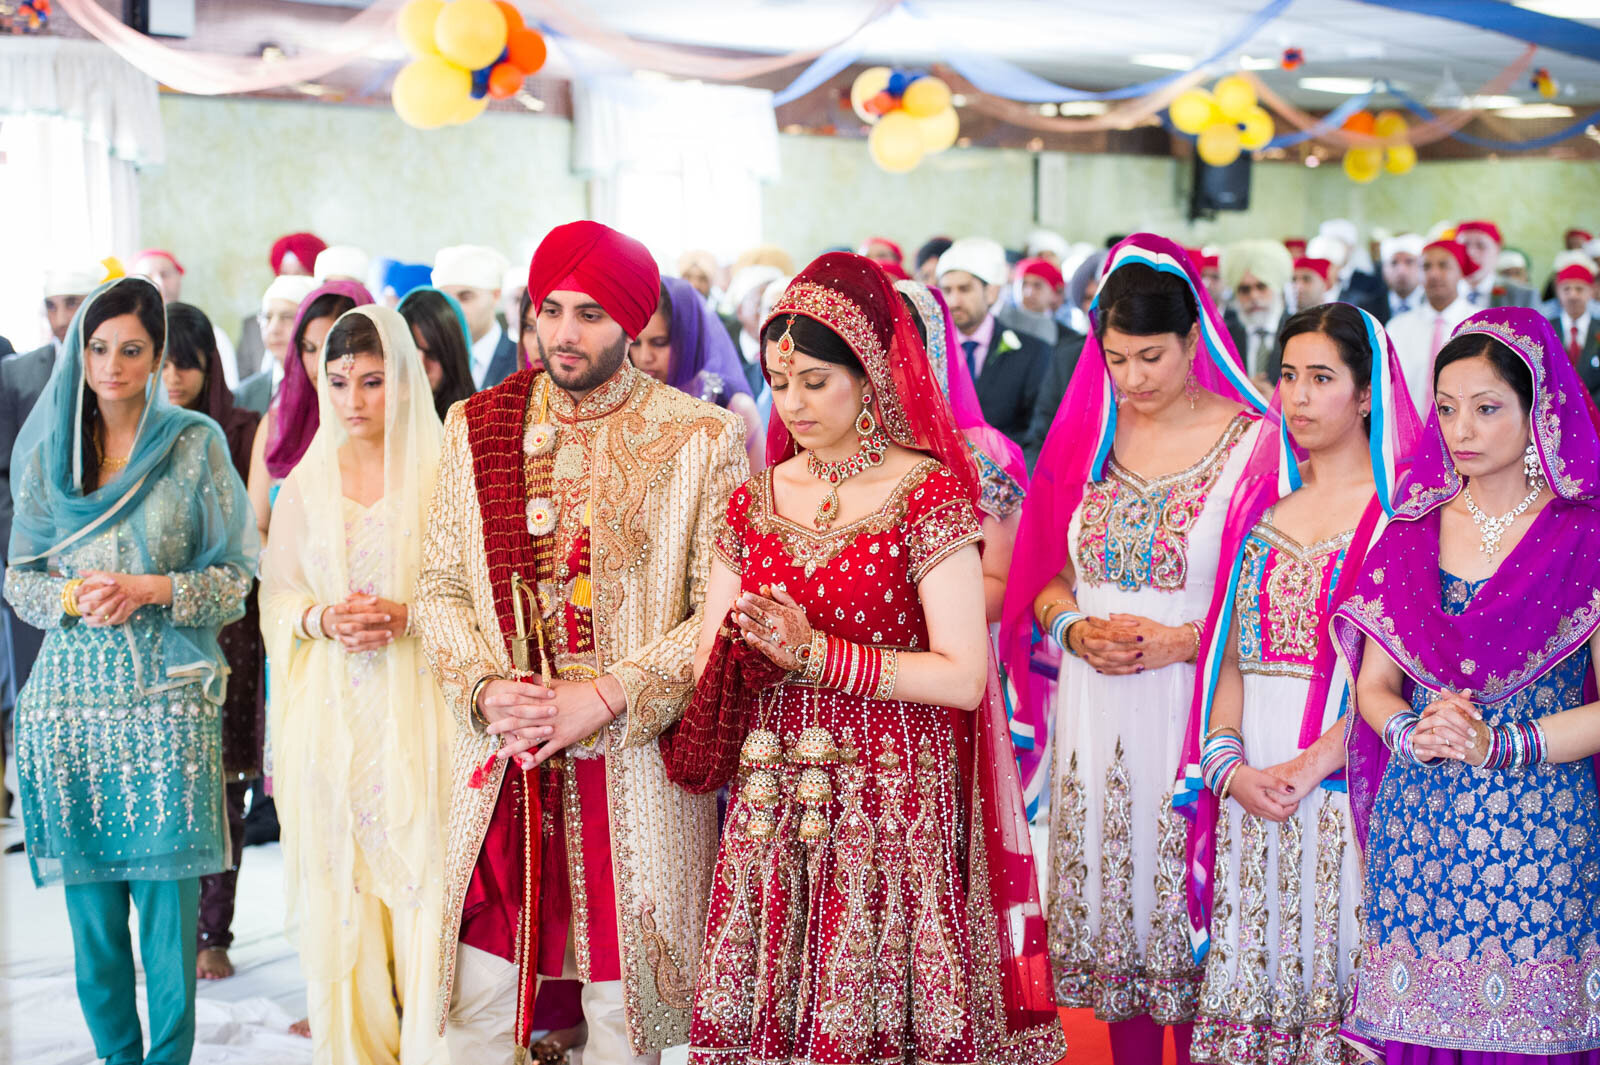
[860,236,905,264]
[1567,228,1594,245]
[1293,257,1333,284]
[1424,239,1476,277]
[1455,220,1503,246]
[527,221,660,338]
[1558,263,1597,285]
[1016,257,1065,290]
[136,249,184,275]
[876,260,911,282]
[1283,237,1308,257]
[270,232,328,275]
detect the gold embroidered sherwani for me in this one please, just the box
[415,364,748,1053]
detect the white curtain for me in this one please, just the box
[574,75,780,269]
[0,38,163,349]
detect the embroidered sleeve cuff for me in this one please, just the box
[611,659,691,749]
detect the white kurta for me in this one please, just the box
[1046,413,1258,1024]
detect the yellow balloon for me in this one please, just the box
[868,111,924,173]
[1170,89,1219,136]
[1238,106,1274,150]
[850,66,892,125]
[1343,146,1382,184]
[1373,109,1408,140]
[392,55,472,130]
[434,0,508,71]
[1197,123,1242,167]
[916,106,960,153]
[1213,75,1257,121]
[902,76,951,118]
[449,94,489,125]
[398,0,443,58]
[1384,143,1418,175]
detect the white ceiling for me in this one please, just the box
[561,0,1600,109]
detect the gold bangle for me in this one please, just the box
[1041,599,1076,632]
[61,578,84,618]
[1187,620,1204,663]
[469,674,502,725]
[801,629,827,685]
[1203,724,1244,744]
[1218,761,1244,801]
[872,649,899,701]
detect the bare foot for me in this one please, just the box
[530,1023,587,1065]
[290,1018,311,1038]
[196,946,234,981]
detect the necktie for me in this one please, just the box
[1572,324,1584,364]
[1430,313,1447,361]
[1468,287,1483,306]
[962,339,979,381]
[1251,328,1270,376]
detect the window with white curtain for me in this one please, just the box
[574,75,780,269]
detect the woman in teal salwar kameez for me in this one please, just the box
[6,276,257,1065]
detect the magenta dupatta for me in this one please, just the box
[264,280,374,479]
[1175,307,1424,962]
[998,233,1275,802]
[1332,307,1600,850]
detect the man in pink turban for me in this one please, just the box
[415,220,749,1063]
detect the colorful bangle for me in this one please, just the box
[813,633,897,700]
[1478,720,1548,771]
[1201,732,1246,797]
[1383,710,1437,767]
[1049,609,1088,655]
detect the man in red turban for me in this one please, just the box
[269,232,327,277]
[417,220,749,1063]
[1455,219,1538,308]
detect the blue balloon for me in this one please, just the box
[887,71,908,96]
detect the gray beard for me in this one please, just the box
[1239,301,1281,332]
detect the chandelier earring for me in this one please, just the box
[856,390,878,438]
[1524,442,1543,489]
[1184,360,1201,409]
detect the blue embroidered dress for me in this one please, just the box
[1346,570,1600,1055]
[8,425,253,887]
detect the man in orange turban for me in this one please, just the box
[416,220,749,1063]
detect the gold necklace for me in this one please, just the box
[93,428,130,471]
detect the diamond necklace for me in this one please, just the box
[1462,481,1540,559]
[806,433,886,530]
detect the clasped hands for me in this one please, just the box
[320,594,407,652]
[480,675,622,770]
[733,585,811,672]
[1065,613,1193,675]
[1411,689,1488,765]
[76,572,171,627]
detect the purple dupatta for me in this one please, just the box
[662,275,753,407]
[1332,307,1600,850]
[264,280,374,479]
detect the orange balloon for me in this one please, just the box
[870,90,896,116]
[494,1,523,33]
[1342,110,1375,135]
[488,61,523,99]
[506,28,546,74]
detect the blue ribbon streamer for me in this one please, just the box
[1350,0,1600,64]
[773,39,865,106]
[1386,84,1600,152]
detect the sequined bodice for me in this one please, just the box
[1234,517,1353,679]
[1076,414,1251,593]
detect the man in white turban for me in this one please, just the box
[1220,239,1292,386]
[433,244,516,388]
[1375,233,1426,323]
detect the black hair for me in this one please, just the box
[760,313,864,375]
[915,237,953,269]
[517,286,536,368]
[323,312,382,366]
[1278,303,1374,433]
[79,277,165,492]
[292,292,357,362]
[164,302,216,384]
[898,292,929,346]
[656,281,675,327]
[1092,262,1198,341]
[1432,333,1535,413]
[399,289,475,418]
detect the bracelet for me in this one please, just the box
[873,649,899,701]
[814,633,898,700]
[1048,610,1088,655]
[1382,710,1437,767]
[1201,732,1246,797]
[593,679,621,722]
[1186,620,1204,663]
[61,578,84,618]
[801,629,827,684]
[1204,724,1244,745]
[469,674,502,725]
[309,605,331,640]
[1477,720,1548,771]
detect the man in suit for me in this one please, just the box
[1,266,98,778]
[233,273,319,414]
[1387,240,1477,416]
[433,244,517,389]
[1456,221,1538,309]
[1553,253,1600,405]
[937,237,1050,449]
[1219,239,1292,388]
[1314,219,1385,311]
[1369,234,1426,324]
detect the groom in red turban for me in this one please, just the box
[415,221,749,1064]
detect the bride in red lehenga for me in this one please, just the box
[661,252,1067,1065]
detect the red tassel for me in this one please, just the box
[467,750,498,790]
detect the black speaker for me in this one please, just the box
[123,0,194,38]
[1190,153,1252,219]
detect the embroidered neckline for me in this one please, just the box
[547,363,638,423]
[759,457,940,541]
[1104,412,1251,493]
[750,458,942,577]
[1254,511,1356,562]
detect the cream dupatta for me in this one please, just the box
[260,305,449,979]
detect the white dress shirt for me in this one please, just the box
[1387,297,1475,417]
[469,320,504,390]
[1563,311,1594,367]
[1388,288,1421,319]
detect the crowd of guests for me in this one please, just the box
[0,210,1598,1065]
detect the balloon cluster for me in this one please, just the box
[1339,110,1416,183]
[1531,67,1558,99]
[1280,48,1304,71]
[3,0,50,34]
[1169,76,1275,167]
[393,0,548,130]
[849,68,960,173]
